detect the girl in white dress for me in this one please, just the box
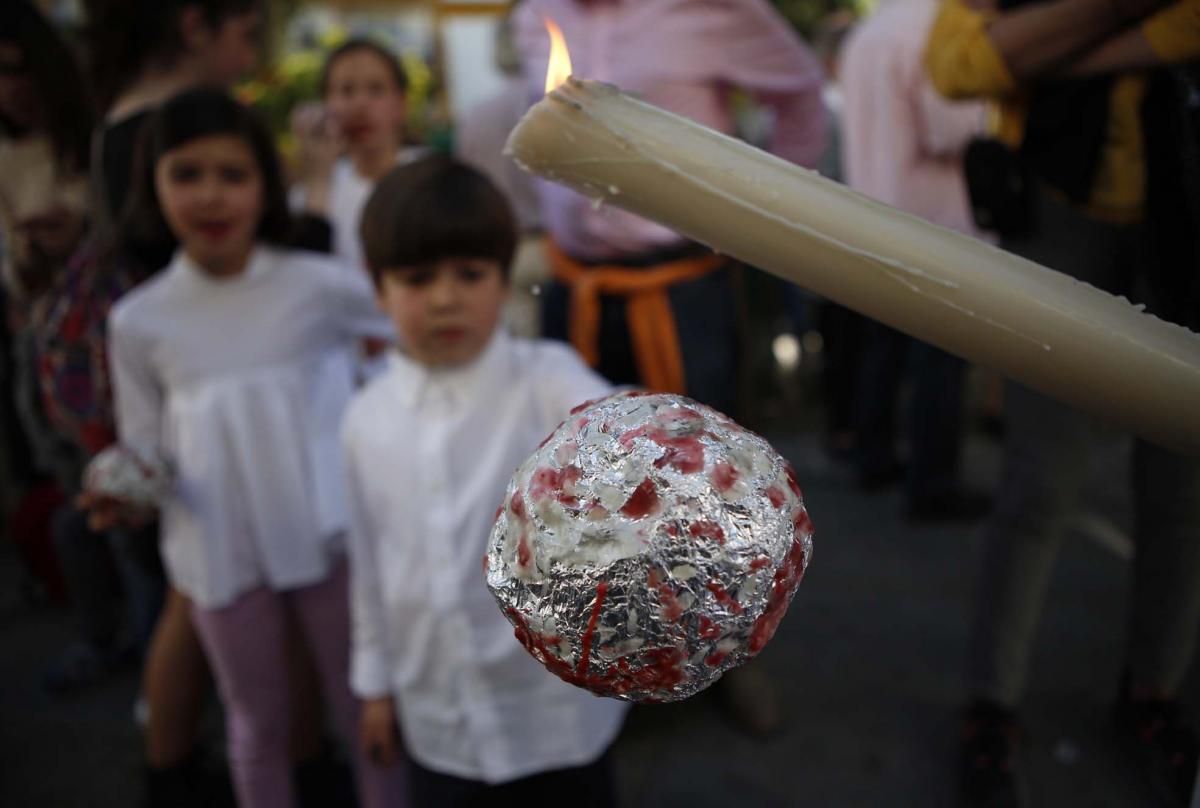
[293,39,423,274]
[291,40,426,381]
[84,88,408,808]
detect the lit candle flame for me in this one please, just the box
[544,18,572,94]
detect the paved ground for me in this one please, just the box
[1,425,1192,807]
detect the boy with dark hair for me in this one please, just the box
[343,156,627,807]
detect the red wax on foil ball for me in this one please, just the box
[485,392,813,702]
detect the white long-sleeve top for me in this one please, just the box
[108,246,392,609]
[340,332,629,783]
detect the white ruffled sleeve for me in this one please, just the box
[318,258,395,343]
[108,308,165,461]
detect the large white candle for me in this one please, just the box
[507,78,1200,453]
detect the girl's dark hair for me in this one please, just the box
[0,0,94,172]
[360,156,517,284]
[119,87,291,268]
[84,0,261,111]
[320,39,409,97]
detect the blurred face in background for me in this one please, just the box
[324,48,406,158]
[181,7,263,87]
[18,208,86,262]
[155,134,264,277]
[0,138,88,295]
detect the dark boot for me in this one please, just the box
[959,700,1026,808]
[144,755,234,808]
[1114,675,1199,807]
[294,743,358,808]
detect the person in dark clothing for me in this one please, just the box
[927,0,1200,803]
[0,0,134,687]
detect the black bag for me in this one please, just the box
[1140,65,1200,330]
[963,136,1032,237]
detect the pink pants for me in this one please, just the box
[191,561,407,808]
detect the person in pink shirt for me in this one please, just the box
[513,0,827,419]
[842,0,985,235]
[839,0,991,521]
[512,0,827,738]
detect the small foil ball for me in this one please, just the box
[485,392,813,703]
[83,445,173,509]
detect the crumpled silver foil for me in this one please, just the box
[486,391,813,703]
[83,445,173,508]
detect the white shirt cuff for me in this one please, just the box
[351,650,392,699]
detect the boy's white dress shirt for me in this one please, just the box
[341,331,628,783]
[108,247,392,609]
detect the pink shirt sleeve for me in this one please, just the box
[841,0,984,235]
[915,79,986,159]
[512,0,830,257]
[842,26,917,209]
[709,0,829,168]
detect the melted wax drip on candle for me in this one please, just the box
[748,531,810,654]
[577,582,609,675]
[619,478,660,519]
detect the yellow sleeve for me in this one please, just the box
[924,0,1019,100]
[1142,0,1200,62]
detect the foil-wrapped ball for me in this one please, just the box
[83,445,173,509]
[485,392,813,703]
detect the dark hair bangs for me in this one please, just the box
[361,156,517,282]
[395,185,515,267]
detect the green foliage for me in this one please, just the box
[237,26,438,160]
[771,0,870,38]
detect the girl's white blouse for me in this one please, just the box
[108,247,392,609]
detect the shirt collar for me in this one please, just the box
[342,146,431,185]
[170,245,273,287]
[386,329,512,411]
